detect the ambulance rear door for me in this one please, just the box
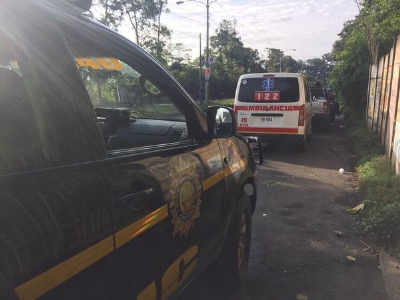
[234,74,302,135]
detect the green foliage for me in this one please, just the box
[170,64,200,99]
[197,98,234,111]
[263,48,283,72]
[359,203,400,247]
[348,113,400,254]
[329,0,400,113]
[345,110,382,163]
[362,0,400,55]
[329,20,371,112]
[209,19,264,99]
[302,58,330,87]
[357,156,400,204]
[91,0,124,29]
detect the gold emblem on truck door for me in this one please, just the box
[169,156,202,237]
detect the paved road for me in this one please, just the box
[179,116,387,300]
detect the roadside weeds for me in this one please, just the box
[345,111,400,299]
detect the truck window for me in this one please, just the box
[61,23,190,152]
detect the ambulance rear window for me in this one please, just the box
[238,77,300,103]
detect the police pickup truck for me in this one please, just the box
[0,1,258,299]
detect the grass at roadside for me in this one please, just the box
[346,111,400,257]
[198,99,234,110]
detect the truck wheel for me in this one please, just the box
[307,127,312,142]
[217,191,252,286]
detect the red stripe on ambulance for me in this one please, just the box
[238,127,298,134]
[234,105,300,112]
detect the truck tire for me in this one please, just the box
[253,138,264,165]
[216,191,252,286]
[322,121,330,133]
[296,136,307,153]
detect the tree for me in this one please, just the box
[328,0,400,112]
[91,0,124,29]
[263,48,282,72]
[356,0,400,60]
[120,0,159,47]
[280,56,298,73]
[168,43,192,65]
[329,19,371,110]
[263,48,297,73]
[141,1,171,64]
[209,19,263,99]
[302,58,329,86]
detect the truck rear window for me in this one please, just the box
[237,77,300,103]
[310,87,326,100]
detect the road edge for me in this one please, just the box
[380,250,400,300]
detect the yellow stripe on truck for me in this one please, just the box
[115,205,168,249]
[14,205,168,300]
[14,236,114,300]
[202,158,248,191]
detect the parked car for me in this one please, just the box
[234,73,313,152]
[310,86,330,132]
[0,1,258,299]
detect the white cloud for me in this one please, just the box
[119,0,359,60]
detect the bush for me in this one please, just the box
[345,110,382,164]
[348,112,400,255]
[359,202,400,247]
[357,156,400,204]
[357,156,400,248]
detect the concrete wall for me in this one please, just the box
[366,35,400,174]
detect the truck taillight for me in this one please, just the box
[323,101,328,115]
[298,105,305,126]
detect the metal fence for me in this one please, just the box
[366,35,400,174]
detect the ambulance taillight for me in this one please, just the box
[298,105,305,126]
[323,101,328,115]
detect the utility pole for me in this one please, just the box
[199,33,202,95]
[205,0,210,103]
[176,0,215,103]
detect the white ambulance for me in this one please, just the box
[234,73,313,152]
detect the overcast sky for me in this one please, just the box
[120,0,359,61]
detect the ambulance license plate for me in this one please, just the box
[263,117,273,123]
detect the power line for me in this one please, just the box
[167,12,204,26]
[171,4,206,15]
[171,30,202,37]
[208,13,221,29]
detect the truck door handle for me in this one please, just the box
[116,187,154,208]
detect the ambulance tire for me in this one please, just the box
[307,127,312,142]
[296,136,307,153]
[215,191,252,286]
